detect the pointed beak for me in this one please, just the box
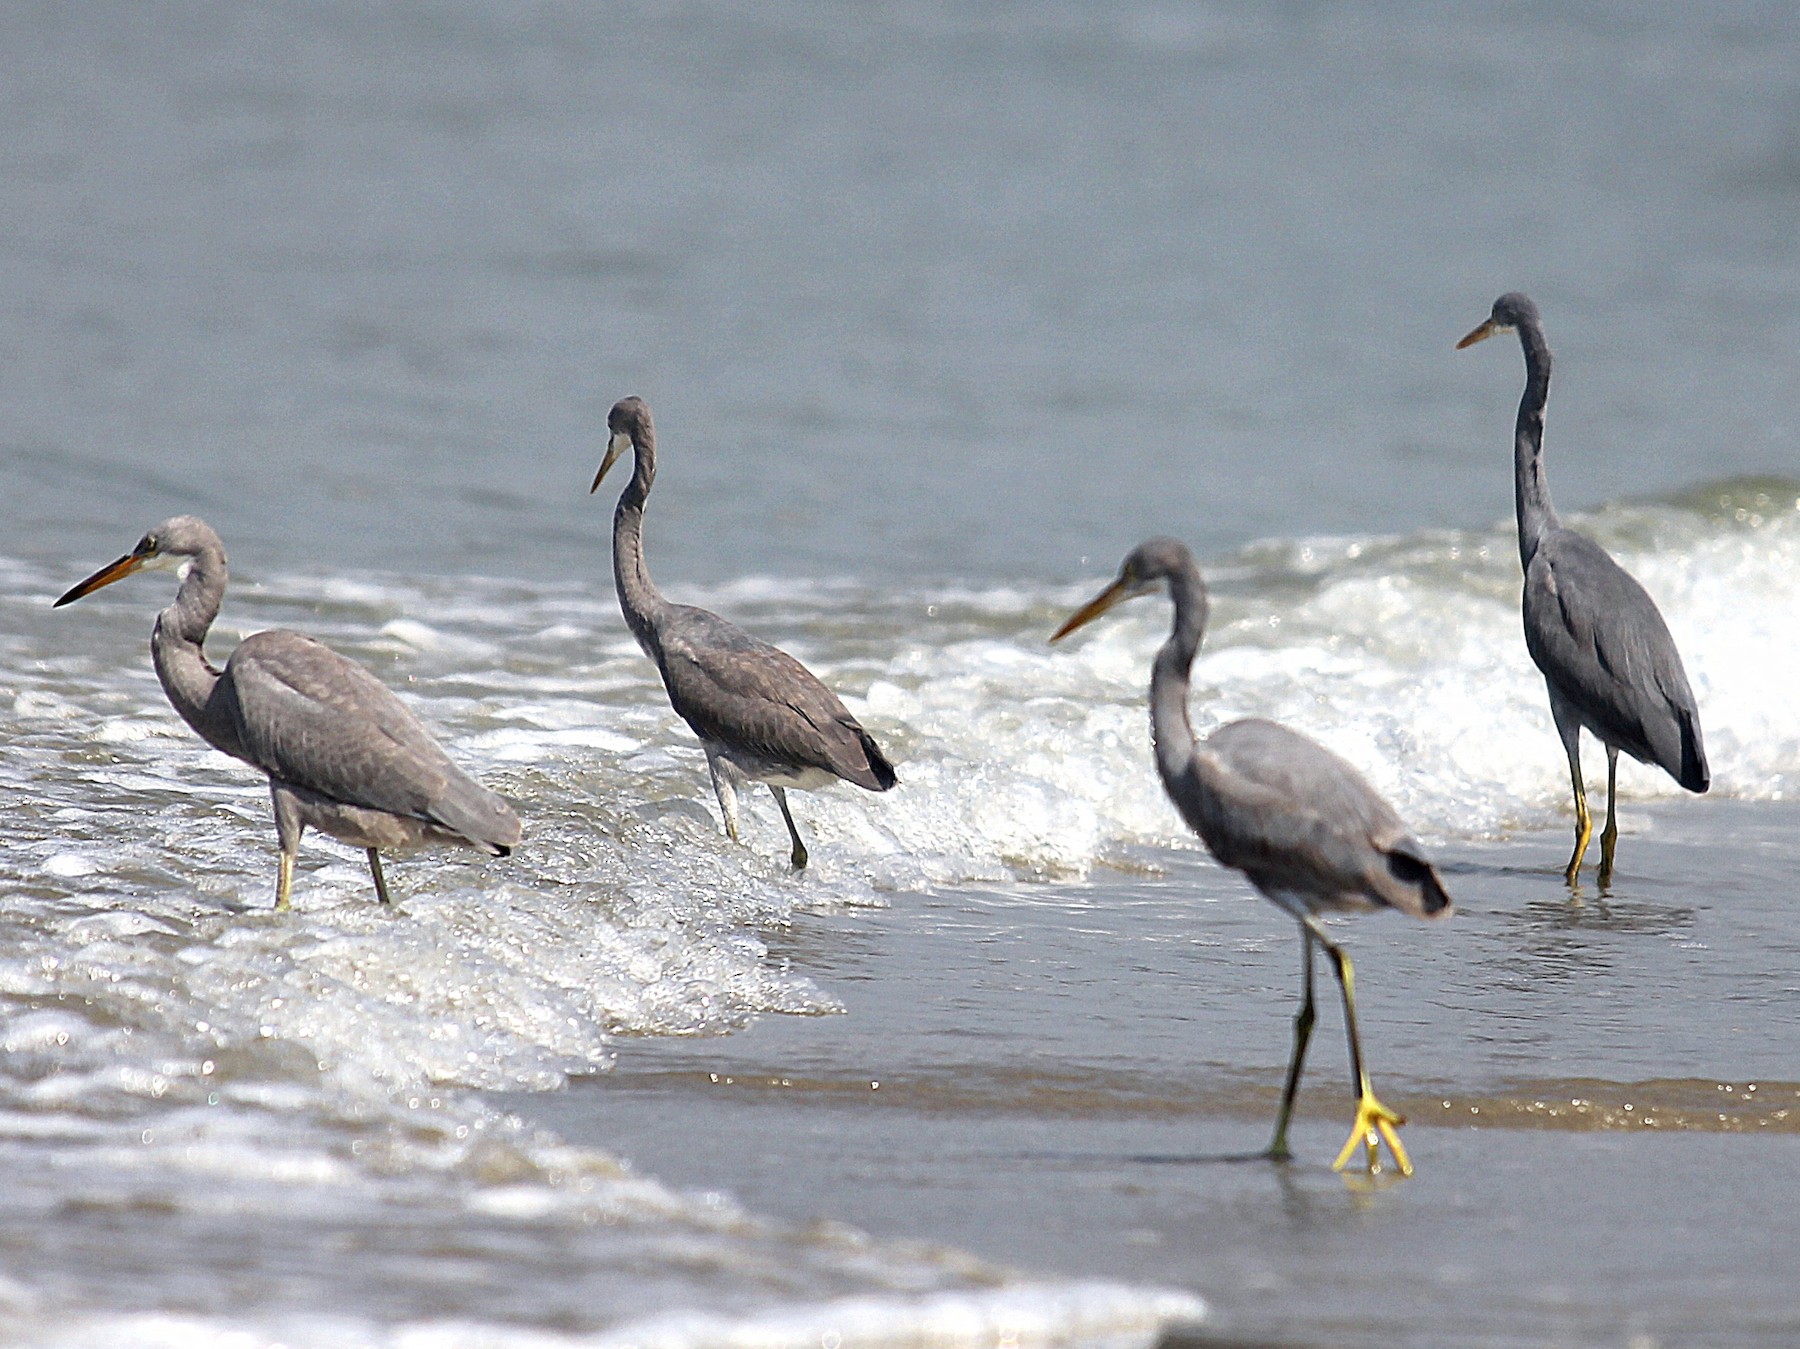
[54,546,154,607]
[1050,576,1134,643]
[590,431,631,493]
[1455,318,1499,350]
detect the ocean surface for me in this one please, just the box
[3,3,1800,1346]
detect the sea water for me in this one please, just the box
[4,2,1800,1344]
[7,483,1800,1343]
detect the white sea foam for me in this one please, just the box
[910,487,1800,856]
[15,493,1800,1044]
[589,1285,1206,1349]
[34,1282,1203,1349]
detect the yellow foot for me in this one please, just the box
[1564,818,1591,887]
[1331,1090,1413,1178]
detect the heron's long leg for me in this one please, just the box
[1560,744,1592,885]
[1548,694,1590,885]
[705,754,742,844]
[1303,916,1412,1177]
[1266,927,1317,1162]
[1565,761,1592,885]
[769,786,809,870]
[1597,745,1620,888]
[276,850,296,913]
[366,849,392,906]
[269,781,304,913]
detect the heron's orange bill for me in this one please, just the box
[53,550,151,607]
[1050,578,1131,643]
[590,432,631,493]
[1455,319,1498,350]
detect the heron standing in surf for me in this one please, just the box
[591,396,895,869]
[1053,538,1451,1176]
[1458,293,1708,887]
[56,517,521,910]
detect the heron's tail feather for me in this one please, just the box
[859,729,898,792]
[1383,846,1452,919]
[429,775,523,855]
[1675,705,1709,795]
[829,719,897,792]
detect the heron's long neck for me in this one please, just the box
[1149,568,1208,793]
[612,434,672,658]
[150,550,234,756]
[1512,316,1559,568]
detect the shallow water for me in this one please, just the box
[519,800,1800,1347]
[5,1,1800,1345]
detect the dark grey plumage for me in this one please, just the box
[1459,292,1707,886]
[55,516,520,909]
[1053,538,1450,1176]
[591,396,895,868]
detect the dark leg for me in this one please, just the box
[366,849,392,906]
[1597,745,1620,888]
[1266,927,1317,1162]
[770,786,808,870]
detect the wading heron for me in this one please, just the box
[1458,293,1708,887]
[56,517,520,909]
[591,397,895,868]
[1052,537,1451,1176]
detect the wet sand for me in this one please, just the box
[507,799,1800,1347]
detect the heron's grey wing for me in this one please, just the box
[219,631,520,849]
[1522,531,1707,789]
[655,608,894,790]
[1187,719,1449,918]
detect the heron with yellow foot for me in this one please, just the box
[56,517,520,910]
[1052,538,1451,1176]
[1458,293,1708,888]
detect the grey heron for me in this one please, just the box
[55,516,521,910]
[1052,538,1451,1176]
[591,396,896,868]
[1458,293,1708,887]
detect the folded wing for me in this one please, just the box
[219,630,521,852]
